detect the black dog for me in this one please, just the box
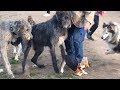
[22,11,73,74]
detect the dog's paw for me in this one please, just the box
[8,73,15,79]
[60,69,64,74]
[23,68,31,79]
[24,72,31,79]
[74,72,83,76]
[14,57,19,61]
[82,70,88,75]
[105,51,115,55]
[0,69,3,73]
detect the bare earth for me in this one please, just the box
[0,11,120,79]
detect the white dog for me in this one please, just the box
[101,21,120,54]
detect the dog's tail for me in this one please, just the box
[27,16,36,26]
[113,40,120,53]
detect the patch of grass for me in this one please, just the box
[0,72,10,79]
[61,74,75,79]
[30,70,36,77]
[43,73,76,79]
[10,57,20,64]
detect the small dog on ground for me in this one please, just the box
[78,57,89,75]
[60,56,90,76]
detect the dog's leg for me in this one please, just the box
[60,61,66,73]
[14,43,22,61]
[22,44,31,78]
[22,40,31,72]
[59,44,66,73]
[21,38,33,78]
[0,42,15,78]
[22,46,31,72]
[49,45,59,73]
[31,47,45,68]
[17,43,22,56]
[13,46,17,54]
[0,53,1,58]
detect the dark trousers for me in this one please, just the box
[64,24,86,71]
[89,15,99,36]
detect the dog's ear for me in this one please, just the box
[27,16,35,26]
[109,21,117,26]
[15,21,22,27]
[56,11,63,21]
[103,22,108,28]
[69,11,74,18]
[9,22,15,32]
[56,11,61,15]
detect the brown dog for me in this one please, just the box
[78,57,89,75]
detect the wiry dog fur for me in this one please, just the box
[101,21,120,54]
[0,19,32,78]
[12,16,36,61]
[22,11,73,74]
[27,16,36,26]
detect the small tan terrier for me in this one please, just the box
[75,57,90,76]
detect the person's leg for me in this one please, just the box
[69,27,85,76]
[64,25,80,71]
[89,15,99,36]
[65,24,75,55]
[87,15,99,40]
[65,27,86,76]
[73,28,86,64]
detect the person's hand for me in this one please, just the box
[84,21,91,30]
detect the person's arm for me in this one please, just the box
[84,22,92,30]
[84,11,95,30]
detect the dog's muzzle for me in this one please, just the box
[101,36,106,40]
[101,36,109,40]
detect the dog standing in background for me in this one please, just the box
[12,16,36,61]
[101,21,120,54]
[0,19,32,78]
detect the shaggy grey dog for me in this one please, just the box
[11,16,36,61]
[0,19,32,78]
[22,11,73,74]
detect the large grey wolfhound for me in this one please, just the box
[0,19,32,78]
[22,11,73,75]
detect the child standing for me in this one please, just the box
[87,11,106,41]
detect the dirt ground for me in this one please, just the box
[0,11,120,79]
